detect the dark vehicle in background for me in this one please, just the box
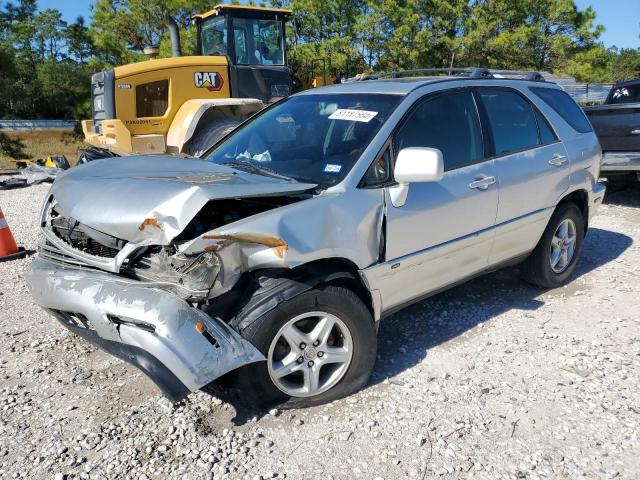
[584,79,640,188]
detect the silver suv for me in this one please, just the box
[26,71,605,407]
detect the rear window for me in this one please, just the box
[608,84,640,104]
[530,87,592,134]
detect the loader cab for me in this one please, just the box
[194,4,292,102]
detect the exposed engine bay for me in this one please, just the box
[124,195,310,301]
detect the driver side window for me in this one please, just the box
[395,90,484,171]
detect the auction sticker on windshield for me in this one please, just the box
[328,109,378,123]
[324,164,342,173]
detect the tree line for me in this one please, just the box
[0,0,639,121]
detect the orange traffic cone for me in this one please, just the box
[0,209,27,261]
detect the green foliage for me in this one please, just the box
[283,0,636,84]
[461,0,606,78]
[0,0,95,119]
[91,0,212,59]
[609,48,640,82]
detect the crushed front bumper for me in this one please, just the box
[25,257,264,403]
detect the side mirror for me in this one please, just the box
[389,147,444,207]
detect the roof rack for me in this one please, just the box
[356,68,546,83]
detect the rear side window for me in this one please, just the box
[395,90,484,171]
[478,89,539,155]
[136,80,169,118]
[530,87,592,133]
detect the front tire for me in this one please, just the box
[234,284,377,409]
[521,202,584,288]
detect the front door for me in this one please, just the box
[366,89,499,311]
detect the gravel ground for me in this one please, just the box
[1,182,639,480]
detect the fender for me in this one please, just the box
[166,98,264,153]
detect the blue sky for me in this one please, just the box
[39,0,639,49]
[575,0,640,49]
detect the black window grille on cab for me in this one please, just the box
[136,80,169,118]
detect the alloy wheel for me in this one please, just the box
[549,218,577,274]
[267,312,353,397]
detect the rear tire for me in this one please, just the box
[188,119,240,157]
[520,202,584,289]
[233,284,377,409]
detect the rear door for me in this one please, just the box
[375,88,499,310]
[475,87,570,264]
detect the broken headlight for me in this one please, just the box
[131,247,220,301]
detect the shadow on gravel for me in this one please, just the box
[369,227,631,387]
[201,228,631,425]
[603,182,640,207]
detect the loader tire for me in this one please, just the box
[188,119,241,157]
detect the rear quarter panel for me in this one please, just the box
[527,89,602,193]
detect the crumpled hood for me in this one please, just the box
[50,156,316,244]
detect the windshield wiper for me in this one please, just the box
[220,160,297,182]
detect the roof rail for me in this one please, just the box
[355,68,546,83]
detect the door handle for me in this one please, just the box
[468,175,496,190]
[549,154,568,166]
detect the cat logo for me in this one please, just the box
[194,72,224,92]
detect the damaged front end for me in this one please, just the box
[26,156,384,403]
[25,159,319,402]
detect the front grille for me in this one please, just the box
[51,220,119,258]
[48,206,124,259]
[39,242,93,269]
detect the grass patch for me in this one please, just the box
[0,130,84,169]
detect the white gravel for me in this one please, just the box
[1,182,639,480]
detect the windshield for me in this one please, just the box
[608,84,640,104]
[204,94,402,187]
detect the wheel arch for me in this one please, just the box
[166,98,264,153]
[212,257,377,335]
[557,188,589,233]
[289,258,375,321]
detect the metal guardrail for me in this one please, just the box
[0,120,78,131]
[561,84,613,104]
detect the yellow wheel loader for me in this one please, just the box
[80,4,292,160]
